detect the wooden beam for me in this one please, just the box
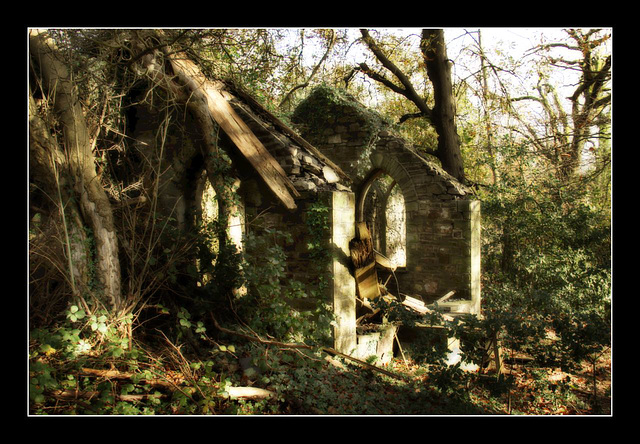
[224,80,350,182]
[168,55,299,210]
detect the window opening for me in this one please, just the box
[362,172,406,268]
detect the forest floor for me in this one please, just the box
[29,329,612,416]
[193,340,613,416]
[394,347,613,415]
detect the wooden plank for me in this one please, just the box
[224,80,350,181]
[356,222,371,240]
[351,222,380,300]
[168,56,299,210]
[436,290,456,303]
[402,295,428,314]
[354,261,380,300]
[203,82,300,209]
[375,253,395,270]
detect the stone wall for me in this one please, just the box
[292,86,481,312]
[242,185,357,352]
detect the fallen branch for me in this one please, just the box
[72,367,275,403]
[48,389,165,403]
[210,313,407,381]
[80,367,179,390]
[321,347,408,381]
[210,313,314,351]
[225,387,275,400]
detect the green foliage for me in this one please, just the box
[292,84,388,145]
[304,201,331,273]
[234,226,333,346]
[473,170,611,373]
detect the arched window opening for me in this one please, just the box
[362,172,406,268]
[385,183,406,268]
[196,176,219,285]
[195,174,245,287]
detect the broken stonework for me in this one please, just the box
[292,86,480,312]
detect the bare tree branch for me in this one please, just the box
[279,30,337,109]
[359,29,433,119]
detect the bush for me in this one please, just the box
[477,180,611,372]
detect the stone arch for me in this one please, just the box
[357,168,409,269]
[292,85,480,313]
[356,150,419,222]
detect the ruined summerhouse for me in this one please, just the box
[127,80,481,362]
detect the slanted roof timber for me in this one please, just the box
[168,54,301,210]
[222,80,349,183]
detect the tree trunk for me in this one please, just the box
[359,29,466,184]
[29,93,91,301]
[421,29,466,184]
[29,29,122,311]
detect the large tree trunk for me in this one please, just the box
[29,93,91,303]
[29,29,122,311]
[358,29,466,184]
[421,29,466,184]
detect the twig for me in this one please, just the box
[210,313,314,350]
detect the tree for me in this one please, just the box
[354,29,466,183]
[508,29,611,187]
[278,29,338,111]
[453,28,612,379]
[29,29,123,313]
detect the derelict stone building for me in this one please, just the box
[125,78,480,362]
[291,86,481,314]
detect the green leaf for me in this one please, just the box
[39,344,55,354]
[112,346,124,357]
[121,383,135,395]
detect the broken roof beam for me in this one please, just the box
[166,53,300,210]
[224,80,350,183]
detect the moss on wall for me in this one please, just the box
[291,84,389,148]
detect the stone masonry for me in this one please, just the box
[292,86,481,314]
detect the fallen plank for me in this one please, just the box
[350,222,381,300]
[226,386,275,400]
[167,55,299,210]
[354,261,380,300]
[402,296,429,314]
[436,290,456,304]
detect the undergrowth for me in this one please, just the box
[28,301,611,415]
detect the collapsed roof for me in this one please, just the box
[165,52,350,212]
[220,80,350,195]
